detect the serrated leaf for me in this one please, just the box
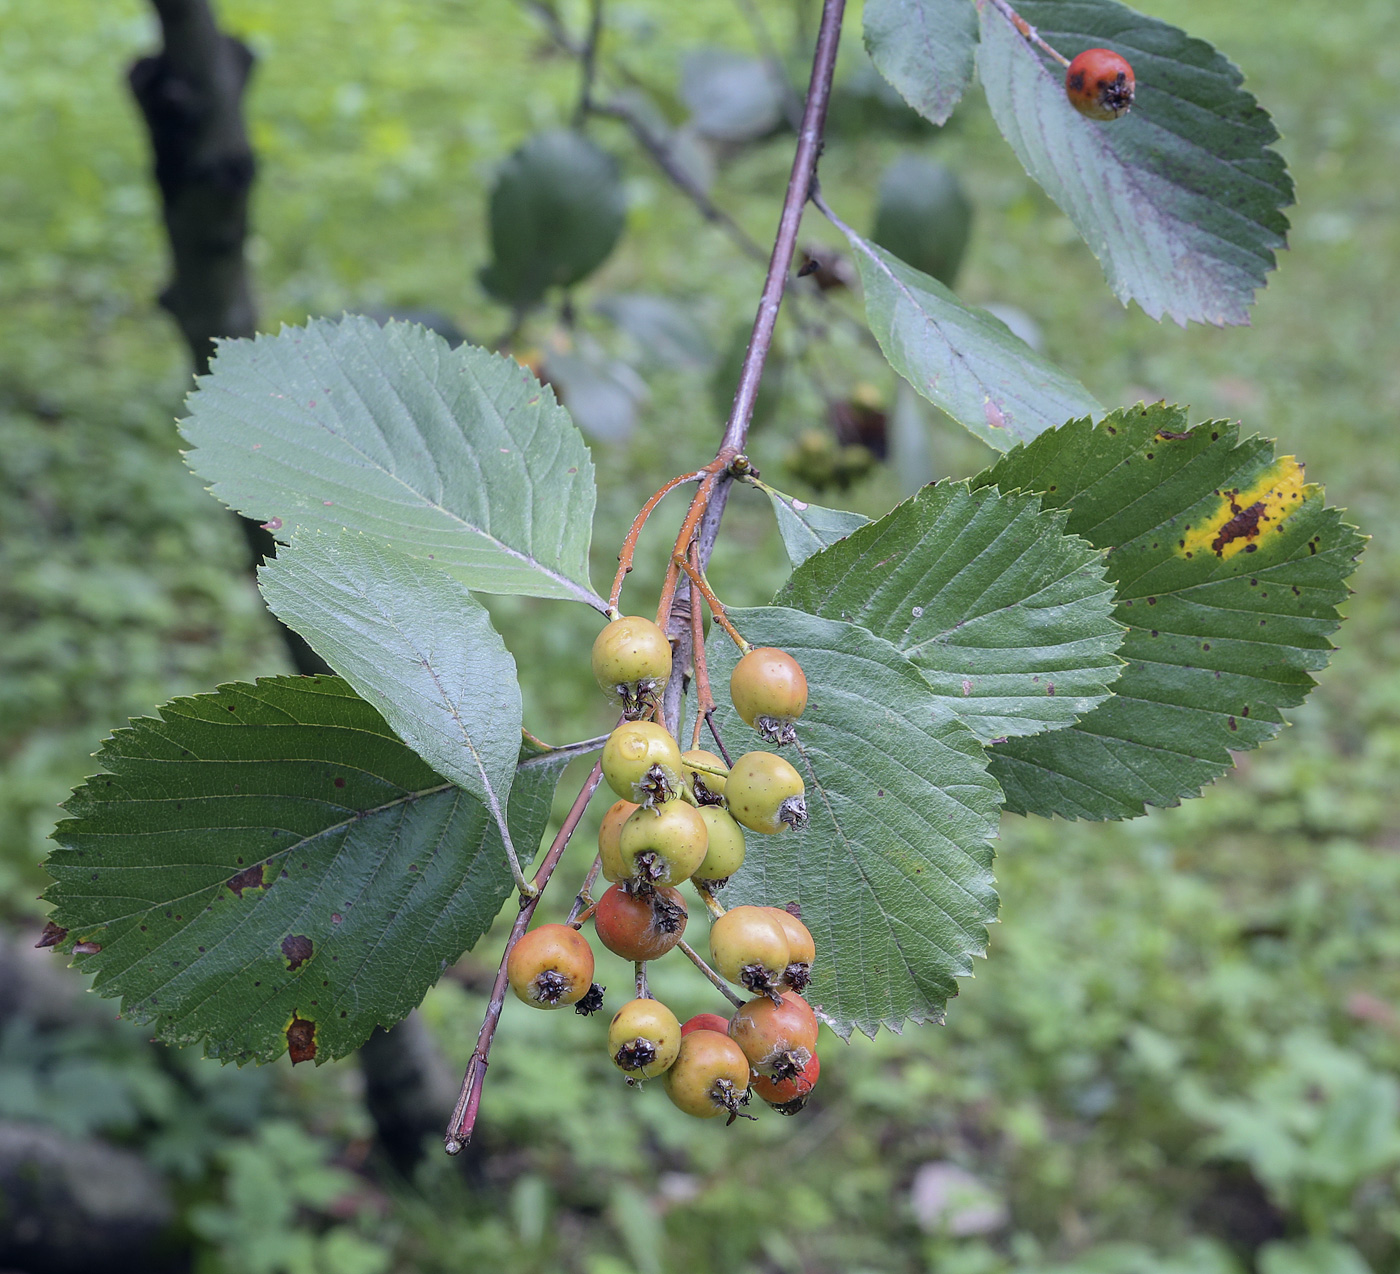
[871,156,974,288]
[836,228,1102,449]
[42,678,579,1063]
[480,130,626,307]
[180,317,603,608]
[978,0,1292,326]
[258,534,520,834]
[863,0,979,127]
[707,608,1002,1038]
[778,481,1123,741]
[756,482,870,568]
[974,404,1364,819]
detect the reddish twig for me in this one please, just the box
[674,551,751,654]
[444,760,605,1154]
[609,470,704,614]
[677,939,745,1009]
[985,0,1071,67]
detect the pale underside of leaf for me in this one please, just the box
[180,316,603,607]
[707,608,1002,1039]
[779,481,1124,741]
[42,678,578,1063]
[975,404,1362,818]
[756,481,871,568]
[978,1,1292,326]
[836,225,1103,450]
[864,0,979,127]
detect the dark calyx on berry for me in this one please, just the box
[531,970,572,1006]
[638,763,676,806]
[614,1038,658,1072]
[574,983,606,1015]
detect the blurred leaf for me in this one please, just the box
[975,404,1364,819]
[710,321,783,430]
[545,344,649,444]
[180,317,603,608]
[888,377,935,495]
[594,294,713,370]
[871,156,973,287]
[708,608,1002,1038]
[43,678,576,1063]
[1258,1239,1374,1274]
[864,0,978,127]
[780,481,1123,741]
[837,228,1103,449]
[479,130,627,307]
[259,533,521,818]
[680,50,784,143]
[755,481,871,568]
[978,1,1293,325]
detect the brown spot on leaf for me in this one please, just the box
[1228,716,1238,731]
[36,921,68,949]
[72,941,102,955]
[286,1014,317,1064]
[282,934,314,970]
[1155,430,1194,441]
[227,863,267,898]
[334,776,346,788]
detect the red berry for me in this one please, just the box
[709,905,790,996]
[752,1052,820,1115]
[663,1029,751,1120]
[593,883,688,961]
[682,1012,733,1037]
[598,799,639,883]
[1065,48,1135,121]
[729,991,819,1080]
[730,648,808,745]
[507,924,596,1009]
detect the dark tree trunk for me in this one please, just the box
[128,1,450,1172]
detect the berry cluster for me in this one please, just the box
[506,616,823,1122]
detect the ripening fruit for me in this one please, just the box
[664,1029,751,1119]
[1064,48,1135,121]
[602,721,685,805]
[729,991,819,1080]
[752,1052,820,1115]
[507,924,595,1009]
[730,647,808,744]
[592,615,673,715]
[764,907,816,992]
[682,749,728,804]
[619,800,708,886]
[593,883,688,961]
[598,799,639,883]
[692,805,747,885]
[709,905,790,996]
[682,1012,733,1037]
[608,998,682,1080]
[725,751,808,834]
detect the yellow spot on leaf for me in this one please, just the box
[1177,457,1311,561]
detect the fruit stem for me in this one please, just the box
[609,469,705,613]
[985,0,1071,67]
[445,758,605,1155]
[688,546,715,751]
[676,940,745,1009]
[704,709,734,767]
[674,552,751,654]
[566,854,604,926]
[635,961,651,999]
[692,880,728,921]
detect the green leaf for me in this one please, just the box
[42,678,580,1063]
[834,225,1102,450]
[180,316,603,608]
[479,130,626,307]
[778,481,1123,742]
[754,481,870,568]
[680,50,786,143]
[871,156,974,288]
[863,0,978,127]
[978,1,1293,326]
[257,533,520,828]
[707,608,1002,1038]
[974,404,1364,819]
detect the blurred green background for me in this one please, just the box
[2,0,1398,1271]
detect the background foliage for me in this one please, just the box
[2,0,1399,1271]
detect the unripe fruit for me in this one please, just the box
[709,905,790,996]
[730,647,808,745]
[692,805,747,885]
[752,1052,820,1115]
[764,906,816,992]
[682,1012,733,1037]
[598,799,639,883]
[608,998,682,1080]
[725,751,808,834]
[507,924,595,1009]
[729,991,819,1080]
[681,748,728,804]
[602,721,685,806]
[619,801,708,886]
[664,1029,751,1120]
[592,615,673,716]
[1065,48,1135,121]
[593,883,688,961]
